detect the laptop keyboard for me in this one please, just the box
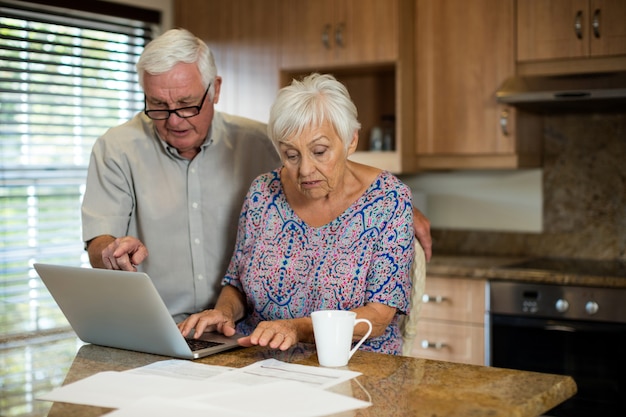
[185,338,224,351]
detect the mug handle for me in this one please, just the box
[348,318,373,359]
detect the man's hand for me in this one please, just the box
[413,207,432,262]
[87,235,148,271]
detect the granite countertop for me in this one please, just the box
[45,343,576,417]
[426,254,626,288]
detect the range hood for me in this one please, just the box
[496,71,626,113]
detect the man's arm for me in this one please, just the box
[86,235,116,268]
[413,207,432,262]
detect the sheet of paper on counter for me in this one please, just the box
[38,358,370,416]
[125,358,234,380]
[37,371,241,409]
[211,358,362,389]
[103,380,371,417]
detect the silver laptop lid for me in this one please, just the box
[33,263,238,359]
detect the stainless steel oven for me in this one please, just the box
[489,274,626,416]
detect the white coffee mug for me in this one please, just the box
[311,310,373,367]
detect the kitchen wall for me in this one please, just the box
[417,112,626,261]
[401,169,543,233]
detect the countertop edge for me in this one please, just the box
[426,255,626,288]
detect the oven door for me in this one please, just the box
[490,314,626,417]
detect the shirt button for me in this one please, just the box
[197,274,204,280]
[192,202,198,209]
[194,238,200,244]
[190,168,196,173]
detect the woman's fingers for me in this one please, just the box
[247,321,296,350]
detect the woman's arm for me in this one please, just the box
[350,303,397,339]
[238,301,396,352]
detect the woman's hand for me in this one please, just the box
[177,309,237,339]
[239,319,305,351]
[178,285,246,339]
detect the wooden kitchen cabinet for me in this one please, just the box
[415,0,542,169]
[281,0,417,174]
[280,0,398,69]
[406,275,486,365]
[517,0,626,65]
[175,0,282,123]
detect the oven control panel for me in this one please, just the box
[489,281,626,323]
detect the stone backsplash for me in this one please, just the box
[431,112,626,261]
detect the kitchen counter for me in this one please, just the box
[427,255,626,288]
[45,343,576,417]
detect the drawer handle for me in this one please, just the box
[422,294,448,304]
[421,340,448,350]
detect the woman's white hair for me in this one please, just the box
[268,73,361,152]
[136,28,217,98]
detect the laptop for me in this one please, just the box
[33,263,243,359]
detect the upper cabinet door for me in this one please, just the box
[589,0,626,57]
[280,0,334,68]
[517,0,589,61]
[415,0,541,169]
[517,0,626,62]
[280,0,398,69]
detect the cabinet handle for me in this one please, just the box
[592,9,601,38]
[574,10,584,39]
[322,24,331,49]
[421,294,448,304]
[335,22,345,48]
[421,340,448,350]
[499,109,509,136]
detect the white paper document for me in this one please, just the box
[103,397,252,417]
[126,358,234,380]
[38,358,370,416]
[212,358,362,389]
[37,371,241,409]
[104,381,371,417]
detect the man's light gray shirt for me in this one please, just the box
[81,111,281,321]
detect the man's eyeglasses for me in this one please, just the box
[144,84,211,120]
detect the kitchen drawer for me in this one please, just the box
[409,320,485,365]
[420,276,486,324]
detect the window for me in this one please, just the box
[0,1,159,413]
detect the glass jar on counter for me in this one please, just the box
[381,114,395,151]
[369,126,383,151]
[369,115,396,151]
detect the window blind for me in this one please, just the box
[0,0,158,340]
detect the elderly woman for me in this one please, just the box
[178,73,414,354]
